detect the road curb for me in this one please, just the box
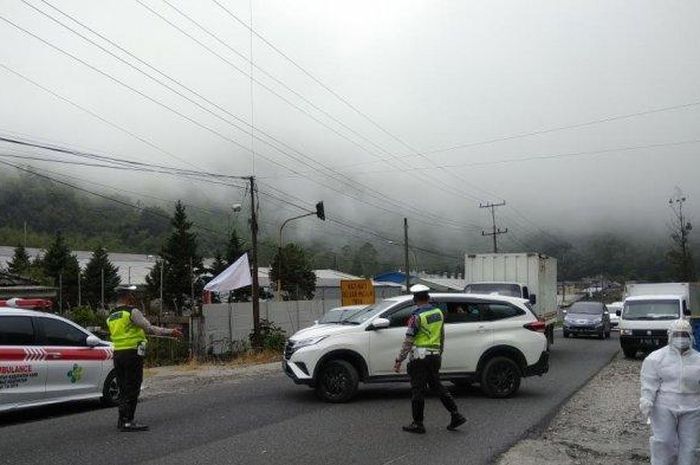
[489,347,620,464]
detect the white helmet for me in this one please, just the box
[410,284,430,294]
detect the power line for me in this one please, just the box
[0,14,477,232]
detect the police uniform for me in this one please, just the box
[107,290,180,432]
[107,306,149,431]
[395,285,466,433]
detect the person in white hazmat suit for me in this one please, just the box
[640,319,700,465]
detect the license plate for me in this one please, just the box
[640,338,661,346]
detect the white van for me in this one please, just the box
[617,283,699,358]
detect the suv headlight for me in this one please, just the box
[621,329,633,336]
[291,336,327,350]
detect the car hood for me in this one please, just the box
[566,313,602,321]
[290,323,360,341]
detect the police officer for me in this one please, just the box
[394,284,466,433]
[107,285,182,432]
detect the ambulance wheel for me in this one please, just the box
[101,370,120,407]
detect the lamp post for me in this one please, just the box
[277,202,325,300]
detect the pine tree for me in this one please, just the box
[7,245,31,276]
[42,232,80,311]
[270,243,316,300]
[157,201,203,314]
[82,246,121,308]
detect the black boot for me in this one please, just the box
[447,413,466,431]
[402,422,426,434]
[120,421,149,432]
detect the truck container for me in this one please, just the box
[464,253,558,345]
[618,282,700,358]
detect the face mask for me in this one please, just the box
[672,336,691,351]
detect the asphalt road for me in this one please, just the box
[0,333,621,465]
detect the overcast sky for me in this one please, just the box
[1,0,699,253]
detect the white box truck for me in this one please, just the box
[618,282,700,358]
[464,253,558,346]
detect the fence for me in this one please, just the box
[202,299,342,355]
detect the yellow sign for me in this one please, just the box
[340,279,376,306]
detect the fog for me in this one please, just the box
[1,0,699,253]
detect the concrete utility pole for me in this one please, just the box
[77,272,81,307]
[480,201,508,253]
[159,260,164,318]
[404,218,410,293]
[249,176,261,346]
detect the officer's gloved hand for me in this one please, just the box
[640,399,652,421]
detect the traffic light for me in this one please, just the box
[315,201,325,221]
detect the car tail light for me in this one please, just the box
[524,321,546,333]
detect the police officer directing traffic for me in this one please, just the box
[394,284,466,433]
[107,285,182,432]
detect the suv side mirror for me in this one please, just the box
[368,318,390,330]
[86,335,101,347]
[529,294,537,305]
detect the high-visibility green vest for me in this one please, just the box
[107,307,146,351]
[413,307,444,350]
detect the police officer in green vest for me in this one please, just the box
[394,284,466,433]
[107,285,182,432]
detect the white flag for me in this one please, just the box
[204,253,252,293]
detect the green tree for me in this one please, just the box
[82,246,121,308]
[351,242,379,277]
[668,192,696,281]
[149,201,203,314]
[7,244,31,276]
[42,232,80,311]
[270,243,316,300]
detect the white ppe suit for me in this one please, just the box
[640,319,700,465]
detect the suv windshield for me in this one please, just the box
[623,300,679,320]
[318,307,365,324]
[464,283,522,298]
[568,302,604,315]
[344,300,400,324]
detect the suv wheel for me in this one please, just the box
[101,370,120,407]
[315,360,359,403]
[480,356,521,398]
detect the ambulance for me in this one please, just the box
[0,307,118,412]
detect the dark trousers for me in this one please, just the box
[114,349,144,423]
[407,355,458,423]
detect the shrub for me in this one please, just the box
[249,319,287,352]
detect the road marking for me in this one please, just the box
[382,453,410,465]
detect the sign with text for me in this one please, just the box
[340,279,376,306]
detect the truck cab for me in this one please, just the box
[618,294,691,358]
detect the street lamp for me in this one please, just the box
[277,201,325,299]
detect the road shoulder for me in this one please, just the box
[496,354,649,465]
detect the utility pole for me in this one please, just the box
[404,218,410,293]
[77,272,81,307]
[100,267,105,310]
[190,257,195,313]
[159,260,164,318]
[249,176,261,346]
[23,221,27,248]
[58,272,63,313]
[480,201,508,253]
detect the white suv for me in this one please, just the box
[283,293,549,402]
[0,308,118,412]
